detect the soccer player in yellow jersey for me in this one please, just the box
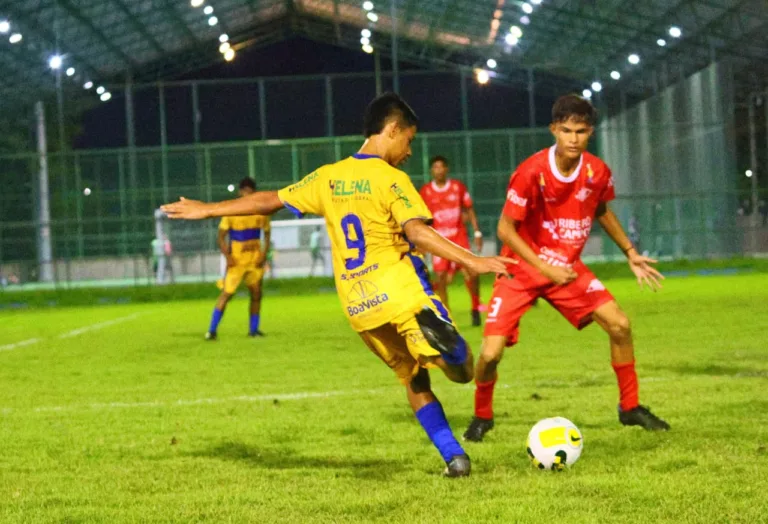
[162,93,512,477]
[206,178,271,340]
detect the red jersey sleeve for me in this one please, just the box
[502,169,536,221]
[458,181,473,208]
[600,167,616,203]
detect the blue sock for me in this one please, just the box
[415,401,465,463]
[443,336,468,366]
[249,313,261,334]
[208,308,224,334]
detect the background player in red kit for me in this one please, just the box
[464,95,669,442]
[420,156,485,326]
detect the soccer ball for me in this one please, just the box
[526,417,583,471]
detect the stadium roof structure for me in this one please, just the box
[0,0,766,111]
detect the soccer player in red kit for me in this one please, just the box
[420,156,484,326]
[464,95,669,442]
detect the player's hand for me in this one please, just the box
[226,255,237,268]
[628,252,664,291]
[540,264,578,285]
[255,255,267,268]
[466,256,517,277]
[160,197,211,220]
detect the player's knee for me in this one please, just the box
[480,342,505,365]
[607,314,632,341]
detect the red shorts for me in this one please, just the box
[483,264,614,346]
[432,232,471,274]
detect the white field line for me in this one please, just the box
[57,313,143,339]
[0,338,42,352]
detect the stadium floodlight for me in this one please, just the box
[504,33,519,46]
[363,1,374,11]
[84,81,93,89]
[219,42,230,53]
[475,69,490,85]
[628,53,640,64]
[49,55,63,69]
[9,33,22,44]
[610,70,621,80]
[362,44,374,54]
[96,85,105,95]
[669,26,682,38]
[746,169,753,178]
[208,16,218,26]
[0,20,9,33]
[510,25,523,38]
[582,88,592,99]
[83,187,91,196]
[361,28,371,38]
[486,58,497,69]
[591,81,602,92]
[227,184,235,192]
[657,38,666,47]
[520,16,530,25]
[190,0,204,7]
[100,92,111,102]
[224,48,235,61]
[522,3,533,14]
[204,5,213,15]
[367,12,378,22]
[66,67,75,77]
[219,33,229,43]
[360,36,370,45]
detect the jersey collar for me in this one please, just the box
[352,153,381,160]
[430,180,452,193]
[548,145,583,183]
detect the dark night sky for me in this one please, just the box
[74,37,558,149]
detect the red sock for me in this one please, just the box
[466,280,480,311]
[474,377,497,419]
[612,360,639,411]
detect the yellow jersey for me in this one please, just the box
[219,214,271,267]
[277,154,435,332]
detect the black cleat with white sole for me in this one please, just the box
[463,416,495,442]
[415,308,465,365]
[443,454,471,478]
[619,405,670,431]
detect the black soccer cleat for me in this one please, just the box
[415,307,462,362]
[204,331,217,341]
[619,405,670,431]
[443,454,471,478]
[471,310,481,327]
[248,330,266,337]
[463,416,495,442]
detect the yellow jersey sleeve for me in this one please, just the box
[218,216,230,231]
[277,170,324,218]
[387,172,433,227]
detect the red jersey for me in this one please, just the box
[419,179,473,239]
[501,146,615,285]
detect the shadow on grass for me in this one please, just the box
[190,440,405,480]
[666,363,765,377]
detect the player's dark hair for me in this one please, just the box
[430,155,448,167]
[363,92,419,138]
[552,94,598,126]
[239,177,256,190]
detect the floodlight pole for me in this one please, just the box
[527,68,535,127]
[748,95,759,252]
[391,0,399,93]
[35,101,54,283]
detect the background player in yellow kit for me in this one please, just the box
[162,93,512,477]
[206,177,270,340]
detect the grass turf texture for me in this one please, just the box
[1,273,766,523]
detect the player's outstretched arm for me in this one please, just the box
[403,219,513,276]
[497,215,577,285]
[161,192,284,220]
[596,203,664,291]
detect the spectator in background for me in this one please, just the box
[759,200,767,226]
[309,226,324,276]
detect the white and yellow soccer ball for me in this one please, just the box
[526,417,584,471]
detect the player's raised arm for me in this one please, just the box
[161,191,284,220]
[404,219,513,276]
[595,203,664,291]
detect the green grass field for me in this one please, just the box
[1,273,767,523]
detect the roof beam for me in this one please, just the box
[109,0,165,55]
[53,0,138,69]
